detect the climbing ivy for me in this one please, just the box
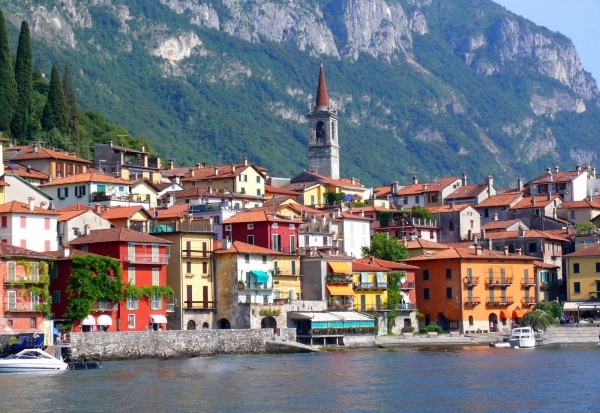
[125,284,173,300]
[11,259,52,317]
[65,255,124,321]
[386,271,405,335]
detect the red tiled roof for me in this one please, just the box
[406,247,535,261]
[347,206,394,214]
[0,201,59,215]
[564,243,600,257]
[57,209,90,221]
[4,163,48,180]
[484,229,568,242]
[427,205,477,214]
[353,257,419,270]
[56,203,93,212]
[560,198,600,209]
[477,194,522,208]
[45,249,116,261]
[155,204,189,219]
[481,219,522,230]
[530,170,586,185]
[533,260,560,269]
[316,63,329,107]
[446,184,487,200]
[40,172,131,186]
[215,240,284,255]
[373,186,391,198]
[11,146,91,163]
[68,227,172,245]
[101,206,150,220]
[512,195,560,210]
[0,243,52,259]
[264,184,300,196]
[352,261,390,272]
[405,238,450,250]
[223,210,303,224]
[180,163,266,182]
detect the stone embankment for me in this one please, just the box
[544,324,600,344]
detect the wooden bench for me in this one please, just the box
[427,332,438,337]
[449,331,460,337]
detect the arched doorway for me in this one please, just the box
[216,318,230,329]
[261,316,277,333]
[186,320,196,330]
[489,313,498,332]
[202,322,209,329]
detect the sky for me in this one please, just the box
[493,0,600,82]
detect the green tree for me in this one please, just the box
[575,221,596,232]
[0,10,16,133]
[41,64,69,134]
[10,21,33,143]
[32,128,72,152]
[62,62,80,144]
[411,205,434,222]
[362,233,409,262]
[533,301,562,320]
[519,309,556,331]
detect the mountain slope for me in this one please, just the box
[1,0,598,187]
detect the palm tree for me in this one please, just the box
[519,310,556,331]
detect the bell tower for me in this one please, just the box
[306,63,340,179]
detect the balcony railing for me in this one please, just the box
[400,281,415,290]
[522,297,537,306]
[589,291,600,300]
[486,297,514,306]
[239,281,273,290]
[275,268,300,276]
[123,253,169,264]
[521,279,536,287]
[328,302,353,311]
[92,301,119,311]
[166,303,175,312]
[183,301,217,310]
[299,224,332,234]
[486,277,513,287]
[396,303,417,310]
[326,273,353,284]
[4,274,43,284]
[463,276,479,286]
[354,282,388,290]
[465,297,481,306]
[270,247,297,255]
[151,221,214,234]
[91,193,149,203]
[540,282,557,290]
[182,250,212,259]
[354,304,384,311]
[4,302,46,312]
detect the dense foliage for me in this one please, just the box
[361,233,409,262]
[533,301,562,320]
[10,21,32,142]
[519,309,557,331]
[0,10,16,131]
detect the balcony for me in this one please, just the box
[400,281,415,290]
[522,297,537,306]
[486,297,514,306]
[91,193,148,203]
[521,279,536,287]
[396,303,417,310]
[92,301,118,311]
[4,274,44,284]
[166,303,175,312]
[299,224,332,234]
[123,253,169,265]
[182,250,212,259]
[238,281,272,290]
[464,297,481,306]
[151,221,214,234]
[589,292,600,300]
[270,247,297,255]
[328,301,353,311]
[183,300,217,310]
[275,268,300,277]
[326,273,353,284]
[463,276,479,287]
[4,302,46,312]
[540,282,557,290]
[486,277,513,287]
[354,303,384,311]
[354,282,388,290]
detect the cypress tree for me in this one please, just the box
[41,64,69,134]
[0,10,17,133]
[11,21,33,143]
[62,62,79,143]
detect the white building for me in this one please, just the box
[3,174,53,207]
[529,166,590,202]
[338,212,372,258]
[0,200,58,252]
[56,207,112,246]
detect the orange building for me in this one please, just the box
[407,246,535,334]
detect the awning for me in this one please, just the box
[513,310,528,319]
[562,302,600,311]
[376,272,386,283]
[328,261,353,274]
[81,315,96,326]
[499,311,509,319]
[326,285,355,296]
[251,270,269,283]
[97,315,113,326]
[150,315,167,324]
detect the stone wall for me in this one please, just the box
[375,310,418,336]
[0,335,10,357]
[545,324,600,344]
[68,328,297,361]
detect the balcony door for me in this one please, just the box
[8,291,16,311]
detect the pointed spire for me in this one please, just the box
[315,61,329,108]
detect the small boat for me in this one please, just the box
[509,327,536,349]
[0,348,68,372]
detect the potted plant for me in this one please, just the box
[401,326,415,337]
[238,281,245,289]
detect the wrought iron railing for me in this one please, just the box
[326,273,353,284]
[486,297,514,306]
[464,297,481,306]
[486,278,513,286]
[463,276,479,286]
[400,281,415,289]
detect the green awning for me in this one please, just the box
[252,271,269,283]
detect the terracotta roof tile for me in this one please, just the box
[477,194,522,208]
[45,249,116,261]
[223,210,302,224]
[512,195,560,210]
[0,201,59,215]
[155,204,189,219]
[446,184,487,200]
[40,172,132,187]
[373,186,391,198]
[530,170,586,184]
[564,243,600,257]
[481,219,522,230]
[484,229,568,242]
[68,227,172,245]
[427,205,477,214]
[56,203,93,212]
[101,206,150,220]
[57,209,90,221]
[11,146,91,163]
[396,177,459,195]
[4,162,48,180]
[180,164,266,182]
[215,240,284,255]
[315,63,329,107]
[352,261,390,272]
[264,184,300,196]
[353,257,419,270]
[560,199,600,209]
[405,238,450,250]
[340,212,372,221]
[0,243,52,260]
[406,247,535,261]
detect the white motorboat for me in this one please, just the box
[509,326,536,348]
[0,348,68,372]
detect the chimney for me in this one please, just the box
[518,226,525,238]
[473,235,478,245]
[360,210,364,217]
[369,257,373,265]
[107,140,113,147]
[487,239,492,251]
[547,167,552,175]
[223,237,231,250]
[189,170,195,178]
[413,175,418,185]
[214,167,219,176]
[32,144,38,153]
[554,166,559,173]
[462,172,467,186]
[515,248,522,256]
[593,167,597,179]
[532,197,536,206]
[504,245,509,255]
[517,178,524,192]
[27,165,31,173]
[468,229,473,241]
[141,145,145,153]
[547,191,552,201]
[27,197,34,211]
[391,180,399,195]
[493,213,498,221]
[486,175,494,196]
[168,160,174,170]
[231,164,236,173]
[62,244,70,258]
[84,224,91,236]
[476,246,483,256]
[351,177,356,185]
[481,228,486,239]
[243,157,248,166]
[576,164,582,175]
[94,203,101,214]
[195,163,202,170]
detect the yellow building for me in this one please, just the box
[288,171,367,207]
[273,255,302,302]
[131,179,159,208]
[564,244,600,302]
[150,219,215,330]
[100,205,152,233]
[351,260,389,311]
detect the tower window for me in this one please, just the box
[316,121,325,142]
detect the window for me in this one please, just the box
[43,217,51,230]
[51,265,58,279]
[247,224,254,230]
[119,186,124,192]
[30,318,36,328]
[430,231,434,239]
[128,314,135,329]
[508,243,515,254]
[423,270,429,280]
[310,195,315,205]
[58,187,69,199]
[20,216,26,228]
[256,176,261,183]
[446,269,452,279]
[257,189,261,196]
[573,263,580,274]
[423,288,430,300]
[262,255,267,264]
[53,291,60,304]
[469,316,474,326]
[128,267,136,285]
[1,216,6,228]
[151,245,159,263]
[415,196,420,205]
[20,239,26,248]
[494,244,501,251]
[186,261,192,274]
[247,235,254,245]
[128,243,135,261]
[569,211,575,220]
[528,242,537,253]
[272,223,278,228]
[446,287,453,299]
[245,254,250,263]
[152,268,159,286]
[202,262,208,274]
[151,293,162,310]
[75,185,86,197]
[484,208,489,218]
[574,282,581,293]
[126,296,138,310]
[290,224,295,229]
[470,220,474,229]
[44,240,51,251]
[239,174,248,182]
[403,197,408,205]
[428,194,437,203]
[597,263,600,273]
[448,221,454,232]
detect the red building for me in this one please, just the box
[66,228,172,332]
[222,210,302,254]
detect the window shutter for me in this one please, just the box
[128,268,136,285]
[152,268,160,286]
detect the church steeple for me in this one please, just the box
[306,62,340,179]
[315,62,329,108]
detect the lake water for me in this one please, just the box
[1,344,599,412]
